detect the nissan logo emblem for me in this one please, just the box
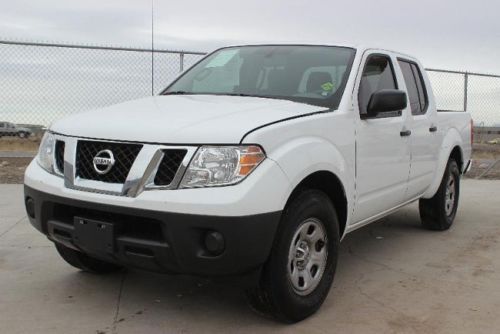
[93,149,115,175]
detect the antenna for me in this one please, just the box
[151,0,154,96]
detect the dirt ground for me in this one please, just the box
[0,136,41,152]
[0,137,39,183]
[462,143,500,179]
[0,158,33,184]
[1,137,500,183]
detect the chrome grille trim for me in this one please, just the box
[75,140,142,184]
[55,134,197,197]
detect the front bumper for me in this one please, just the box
[25,185,281,276]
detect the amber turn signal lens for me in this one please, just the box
[238,146,265,176]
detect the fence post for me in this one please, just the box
[179,53,184,72]
[464,72,469,112]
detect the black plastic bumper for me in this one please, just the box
[24,185,281,276]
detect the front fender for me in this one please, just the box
[422,128,463,199]
[266,136,354,216]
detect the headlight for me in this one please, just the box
[179,145,265,188]
[37,132,56,174]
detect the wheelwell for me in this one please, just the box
[286,171,348,238]
[450,146,463,172]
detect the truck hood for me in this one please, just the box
[51,95,322,144]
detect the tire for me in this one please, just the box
[419,159,460,231]
[18,132,27,139]
[246,189,340,323]
[55,243,123,274]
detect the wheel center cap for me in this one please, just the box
[295,241,310,270]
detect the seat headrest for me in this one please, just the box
[306,72,333,92]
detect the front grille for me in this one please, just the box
[76,141,142,184]
[55,140,65,174]
[154,149,187,186]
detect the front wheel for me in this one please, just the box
[419,159,460,231]
[18,132,27,139]
[246,190,340,323]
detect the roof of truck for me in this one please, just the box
[217,42,418,61]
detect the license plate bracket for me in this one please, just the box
[73,217,114,253]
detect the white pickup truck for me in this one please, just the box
[24,44,472,322]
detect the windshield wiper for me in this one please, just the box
[223,93,254,97]
[163,91,191,95]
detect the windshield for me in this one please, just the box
[162,45,356,108]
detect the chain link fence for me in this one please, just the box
[427,69,500,127]
[0,40,205,129]
[1,40,499,132]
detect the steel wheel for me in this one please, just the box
[287,218,328,296]
[445,174,456,216]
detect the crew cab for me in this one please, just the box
[24,44,472,323]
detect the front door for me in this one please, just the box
[352,52,411,223]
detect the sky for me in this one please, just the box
[0,0,499,126]
[2,0,500,73]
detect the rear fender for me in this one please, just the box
[422,128,463,199]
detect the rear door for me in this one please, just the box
[352,52,411,223]
[397,59,440,198]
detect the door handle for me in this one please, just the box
[400,130,412,137]
[429,126,438,133]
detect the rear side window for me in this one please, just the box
[398,60,428,115]
[412,64,428,113]
[358,55,399,117]
[398,61,420,114]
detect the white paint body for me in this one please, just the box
[25,46,472,237]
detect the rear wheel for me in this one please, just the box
[419,159,460,231]
[246,190,340,323]
[55,243,123,274]
[18,132,27,139]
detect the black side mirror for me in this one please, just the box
[366,89,407,118]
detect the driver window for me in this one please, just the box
[358,55,398,117]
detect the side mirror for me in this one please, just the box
[366,89,407,118]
